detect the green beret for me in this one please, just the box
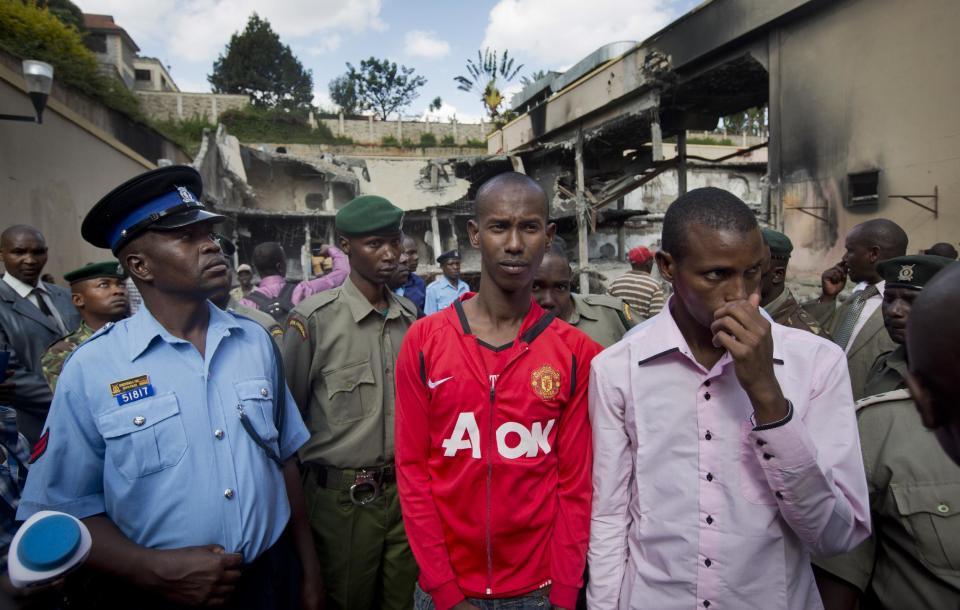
[63,261,126,284]
[335,195,403,236]
[761,228,793,259]
[877,255,955,290]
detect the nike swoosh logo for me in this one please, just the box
[427,376,453,389]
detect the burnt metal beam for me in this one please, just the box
[889,186,938,218]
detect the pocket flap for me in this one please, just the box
[322,361,375,400]
[99,394,180,439]
[892,482,960,518]
[235,377,273,401]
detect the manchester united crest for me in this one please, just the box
[530,365,561,401]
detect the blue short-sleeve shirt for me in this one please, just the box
[423,277,469,314]
[17,303,309,562]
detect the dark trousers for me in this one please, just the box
[68,533,301,610]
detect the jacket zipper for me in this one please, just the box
[483,344,529,596]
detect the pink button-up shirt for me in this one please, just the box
[587,302,870,610]
[239,246,349,310]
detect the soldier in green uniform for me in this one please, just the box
[283,195,418,610]
[861,254,955,398]
[759,228,823,335]
[40,261,128,391]
[813,255,958,610]
[532,240,633,347]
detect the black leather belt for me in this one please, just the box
[305,463,395,505]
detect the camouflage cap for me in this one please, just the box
[761,227,793,259]
[877,254,956,290]
[63,261,126,284]
[335,195,404,236]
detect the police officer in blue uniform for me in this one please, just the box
[16,166,323,609]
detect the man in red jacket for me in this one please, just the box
[395,172,600,610]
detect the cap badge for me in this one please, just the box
[897,264,915,282]
[177,186,197,204]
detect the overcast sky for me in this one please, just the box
[75,0,701,123]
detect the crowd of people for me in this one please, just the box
[0,164,957,610]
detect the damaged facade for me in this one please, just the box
[483,0,959,289]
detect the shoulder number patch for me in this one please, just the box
[530,365,561,401]
[288,317,308,341]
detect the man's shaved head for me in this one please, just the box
[906,262,960,464]
[850,219,908,259]
[0,225,43,248]
[474,172,549,221]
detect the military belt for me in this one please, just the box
[305,463,395,505]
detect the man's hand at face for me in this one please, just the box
[711,293,788,425]
[820,262,847,302]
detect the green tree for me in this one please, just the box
[429,96,442,112]
[519,69,548,88]
[328,74,360,115]
[34,0,83,31]
[209,13,313,110]
[455,48,523,120]
[719,106,767,136]
[342,57,426,120]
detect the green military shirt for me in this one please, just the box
[40,321,95,392]
[862,345,908,398]
[566,293,634,348]
[283,277,417,468]
[763,287,824,336]
[814,389,960,609]
[227,297,284,346]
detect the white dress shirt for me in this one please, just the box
[846,280,884,354]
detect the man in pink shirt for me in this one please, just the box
[241,241,349,317]
[588,187,870,610]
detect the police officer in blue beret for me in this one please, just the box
[16,166,322,609]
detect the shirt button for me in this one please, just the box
[224,488,234,499]
[703,601,711,608]
[704,392,711,400]
[763,453,774,460]
[260,387,269,397]
[704,431,712,440]
[775,491,784,500]
[706,515,714,525]
[133,416,145,426]
[938,504,950,514]
[706,473,714,482]
[757,439,767,446]
[704,558,712,567]
[214,429,224,440]
[704,380,711,387]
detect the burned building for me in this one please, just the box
[484,0,960,290]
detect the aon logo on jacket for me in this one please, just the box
[442,412,555,459]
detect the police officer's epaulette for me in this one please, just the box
[855,388,911,412]
[292,287,342,317]
[582,294,635,327]
[393,293,418,318]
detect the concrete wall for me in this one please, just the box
[136,91,250,122]
[0,79,157,278]
[321,116,487,146]
[773,0,960,276]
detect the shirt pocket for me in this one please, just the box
[321,360,376,424]
[738,420,778,505]
[234,377,280,450]
[892,482,960,571]
[98,393,187,481]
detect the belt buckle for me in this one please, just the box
[349,470,380,506]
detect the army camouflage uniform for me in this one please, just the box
[814,388,960,609]
[566,293,634,348]
[763,287,824,336]
[283,277,418,610]
[862,345,907,398]
[40,321,94,392]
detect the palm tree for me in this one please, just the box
[454,48,523,120]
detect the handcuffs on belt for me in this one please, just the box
[349,470,381,506]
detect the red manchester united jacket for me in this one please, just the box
[395,295,601,610]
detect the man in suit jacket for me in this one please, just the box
[803,219,906,399]
[0,225,80,443]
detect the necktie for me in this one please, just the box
[31,288,63,333]
[832,284,879,349]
